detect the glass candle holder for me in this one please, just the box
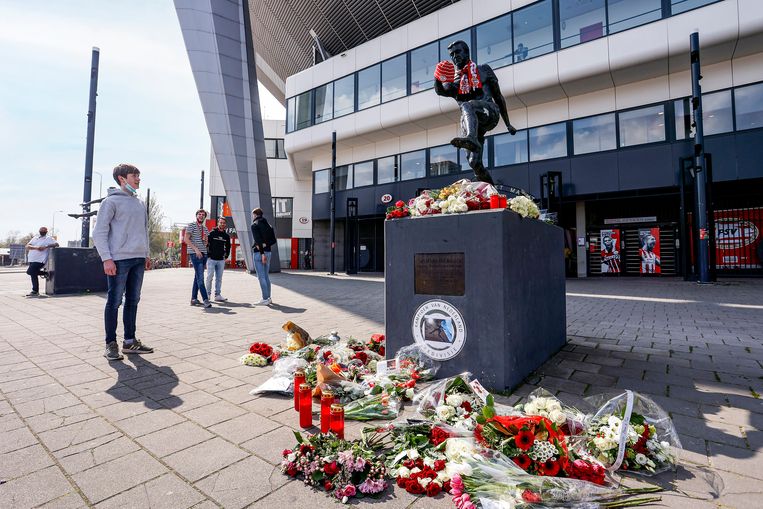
[490,195,500,209]
[320,390,334,433]
[299,383,312,428]
[499,195,508,208]
[293,369,305,411]
[330,403,344,439]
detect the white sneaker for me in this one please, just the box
[214,295,228,302]
[203,300,212,308]
[256,298,272,306]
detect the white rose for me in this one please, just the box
[405,388,415,400]
[444,461,472,478]
[410,467,421,475]
[418,477,431,488]
[660,441,670,449]
[436,471,449,482]
[607,415,622,429]
[547,401,562,413]
[635,453,648,465]
[548,409,566,426]
[593,436,614,451]
[396,466,410,478]
[406,449,420,460]
[436,405,456,421]
[524,401,537,415]
[446,394,464,407]
[445,438,476,462]
[533,397,548,411]
[287,453,297,462]
[423,457,435,468]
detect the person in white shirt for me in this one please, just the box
[25,227,59,296]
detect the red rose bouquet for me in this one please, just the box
[385,200,410,220]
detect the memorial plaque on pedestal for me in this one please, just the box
[385,209,566,391]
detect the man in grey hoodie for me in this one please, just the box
[93,164,154,361]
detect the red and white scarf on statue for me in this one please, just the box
[457,60,482,94]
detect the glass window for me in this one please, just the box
[400,150,426,181]
[314,82,333,124]
[618,104,665,147]
[410,42,438,94]
[607,0,662,34]
[357,64,380,110]
[277,139,286,159]
[429,145,460,176]
[674,97,691,140]
[440,30,471,61]
[513,0,553,62]
[475,15,512,68]
[353,161,374,187]
[559,0,606,49]
[701,90,733,136]
[377,155,397,184]
[735,82,763,131]
[382,55,407,103]
[671,0,718,15]
[494,130,528,166]
[529,123,568,161]
[314,169,329,194]
[335,165,353,190]
[286,97,295,133]
[334,75,355,117]
[459,147,488,172]
[295,90,313,130]
[264,139,277,158]
[573,113,616,155]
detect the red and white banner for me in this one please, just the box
[600,229,621,273]
[715,209,762,269]
[639,228,661,274]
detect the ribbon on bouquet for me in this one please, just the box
[609,390,635,472]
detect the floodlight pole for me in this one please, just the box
[81,47,100,247]
[329,131,336,275]
[691,31,711,284]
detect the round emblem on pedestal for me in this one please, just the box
[412,299,466,361]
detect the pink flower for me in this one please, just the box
[449,474,464,496]
[342,485,356,497]
[453,493,475,509]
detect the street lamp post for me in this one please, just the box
[52,210,64,239]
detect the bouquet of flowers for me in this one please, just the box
[247,342,274,362]
[394,344,440,382]
[507,195,540,219]
[386,200,410,220]
[344,392,401,421]
[239,353,268,367]
[281,432,389,503]
[408,191,443,217]
[517,388,587,435]
[366,333,386,356]
[583,391,680,474]
[415,373,483,431]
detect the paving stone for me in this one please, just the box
[163,437,248,482]
[0,411,25,432]
[116,408,186,437]
[57,435,141,474]
[0,466,75,507]
[136,421,215,457]
[0,444,55,481]
[209,412,280,444]
[241,426,305,465]
[37,491,89,509]
[241,394,295,417]
[27,404,99,434]
[1,425,39,453]
[95,473,206,509]
[182,400,247,427]
[13,392,83,418]
[38,417,118,452]
[71,449,167,503]
[195,455,286,508]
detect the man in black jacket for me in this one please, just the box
[206,217,231,302]
[250,208,276,305]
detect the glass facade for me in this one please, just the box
[314,82,333,124]
[513,0,554,61]
[573,113,616,155]
[286,98,295,133]
[401,150,426,181]
[459,147,488,172]
[671,0,717,15]
[476,15,512,68]
[353,161,374,187]
[440,30,471,60]
[335,165,353,190]
[530,122,568,161]
[618,104,665,147]
[735,82,763,131]
[429,144,460,176]
[494,130,528,166]
[607,0,662,34]
[295,91,312,131]
[410,42,438,94]
[314,169,329,194]
[334,75,355,117]
[382,55,407,103]
[357,65,381,110]
[559,0,606,48]
[377,155,397,184]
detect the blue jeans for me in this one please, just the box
[206,258,225,296]
[253,251,272,300]
[104,258,145,344]
[190,253,209,301]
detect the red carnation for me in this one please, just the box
[442,480,451,494]
[378,346,385,356]
[323,461,339,476]
[402,459,415,469]
[287,466,298,477]
[430,426,450,446]
[324,481,333,491]
[406,481,425,495]
[513,454,532,471]
[282,449,292,457]
[396,477,408,489]
[461,401,472,413]
[426,482,442,497]
[395,200,405,208]
[522,490,542,503]
[353,351,369,364]
[433,460,446,472]
[515,429,535,451]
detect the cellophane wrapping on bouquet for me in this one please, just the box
[344,392,401,421]
[394,344,441,382]
[408,179,497,216]
[583,390,681,475]
[518,388,588,436]
[249,356,308,396]
[414,372,484,430]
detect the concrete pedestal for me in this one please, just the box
[384,209,566,391]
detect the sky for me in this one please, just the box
[0,0,284,245]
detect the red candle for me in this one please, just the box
[330,403,345,439]
[299,383,312,428]
[490,195,500,209]
[320,390,335,433]
[293,369,305,411]
[499,196,508,208]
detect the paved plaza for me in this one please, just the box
[1,268,762,508]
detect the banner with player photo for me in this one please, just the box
[639,228,661,274]
[600,229,621,273]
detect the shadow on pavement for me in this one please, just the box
[216,301,254,308]
[268,302,306,314]
[106,355,182,409]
